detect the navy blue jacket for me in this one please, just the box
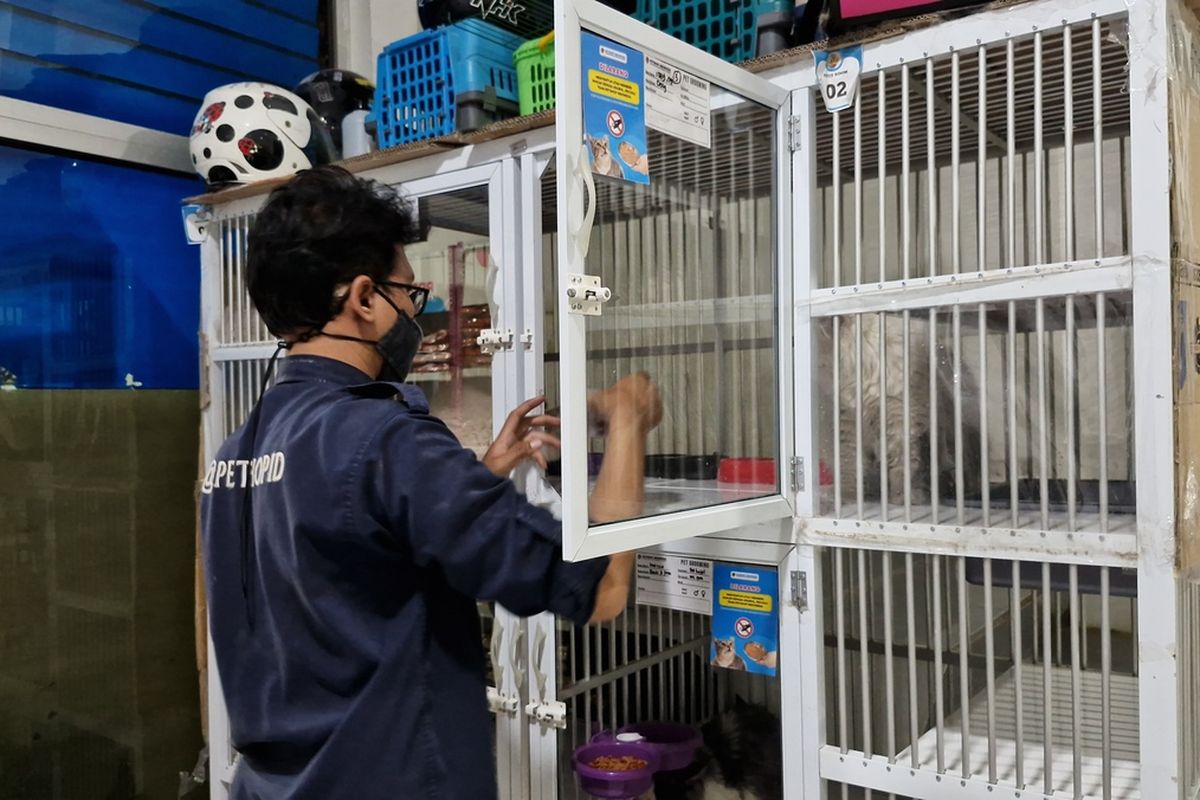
[201,355,608,799]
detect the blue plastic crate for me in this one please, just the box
[634,0,792,63]
[374,18,524,148]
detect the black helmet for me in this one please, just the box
[293,69,374,158]
[417,0,450,28]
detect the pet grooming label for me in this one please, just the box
[645,56,711,149]
[710,564,779,676]
[582,32,650,185]
[636,554,713,615]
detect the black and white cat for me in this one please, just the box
[654,699,782,800]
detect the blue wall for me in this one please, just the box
[0,1,323,389]
[0,147,203,389]
[0,0,321,133]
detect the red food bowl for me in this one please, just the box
[717,458,776,486]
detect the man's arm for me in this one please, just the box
[585,374,662,623]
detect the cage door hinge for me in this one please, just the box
[790,456,804,493]
[790,570,808,612]
[526,700,567,729]
[487,687,519,717]
[566,273,612,316]
[787,115,804,152]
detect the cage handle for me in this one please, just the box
[511,625,528,691]
[575,142,597,260]
[489,613,505,688]
[530,623,549,699]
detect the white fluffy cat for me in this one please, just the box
[820,312,981,508]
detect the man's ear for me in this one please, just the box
[345,275,377,321]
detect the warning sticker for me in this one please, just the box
[587,70,640,105]
[711,564,779,676]
[581,32,650,185]
[645,56,711,149]
[636,554,713,615]
[717,589,774,613]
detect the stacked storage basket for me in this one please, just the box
[633,0,794,62]
[513,33,556,116]
[511,0,794,119]
[511,0,792,118]
[374,19,523,148]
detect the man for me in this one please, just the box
[200,166,662,798]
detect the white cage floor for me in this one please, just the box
[895,665,1140,798]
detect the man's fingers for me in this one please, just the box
[501,395,546,437]
[511,395,546,419]
[525,436,549,471]
[526,431,560,451]
[532,432,562,452]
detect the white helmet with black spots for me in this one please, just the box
[189,82,336,189]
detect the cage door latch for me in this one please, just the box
[487,687,519,717]
[566,274,612,316]
[477,329,513,354]
[526,700,567,729]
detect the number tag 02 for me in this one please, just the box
[816,46,864,114]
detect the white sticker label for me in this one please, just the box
[816,47,864,113]
[181,204,209,245]
[645,56,711,149]
[636,554,714,615]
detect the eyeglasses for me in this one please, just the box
[378,281,430,317]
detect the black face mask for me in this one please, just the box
[316,287,423,383]
[372,290,423,383]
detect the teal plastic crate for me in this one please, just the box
[633,0,793,63]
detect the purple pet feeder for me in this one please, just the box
[573,741,661,799]
[592,721,702,774]
[616,722,702,772]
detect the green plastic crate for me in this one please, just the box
[514,33,556,116]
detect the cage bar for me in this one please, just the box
[858,550,873,758]
[933,555,945,772]
[1042,563,1053,794]
[1069,565,1083,799]
[984,559,997,783]
[837,549,849,754]
[957,557,970,779]
[905,553,920,767]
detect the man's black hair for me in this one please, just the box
[246,165,427,339]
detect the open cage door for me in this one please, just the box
[553,0,796,561]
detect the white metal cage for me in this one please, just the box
[790,0,1185,797]
[820,547,1139,798]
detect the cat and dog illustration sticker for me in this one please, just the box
[635,555,779,675]
[711,564,779,675]
[581,32,712,185]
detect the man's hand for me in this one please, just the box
[588,373,663,436]
[483,395,561,477]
